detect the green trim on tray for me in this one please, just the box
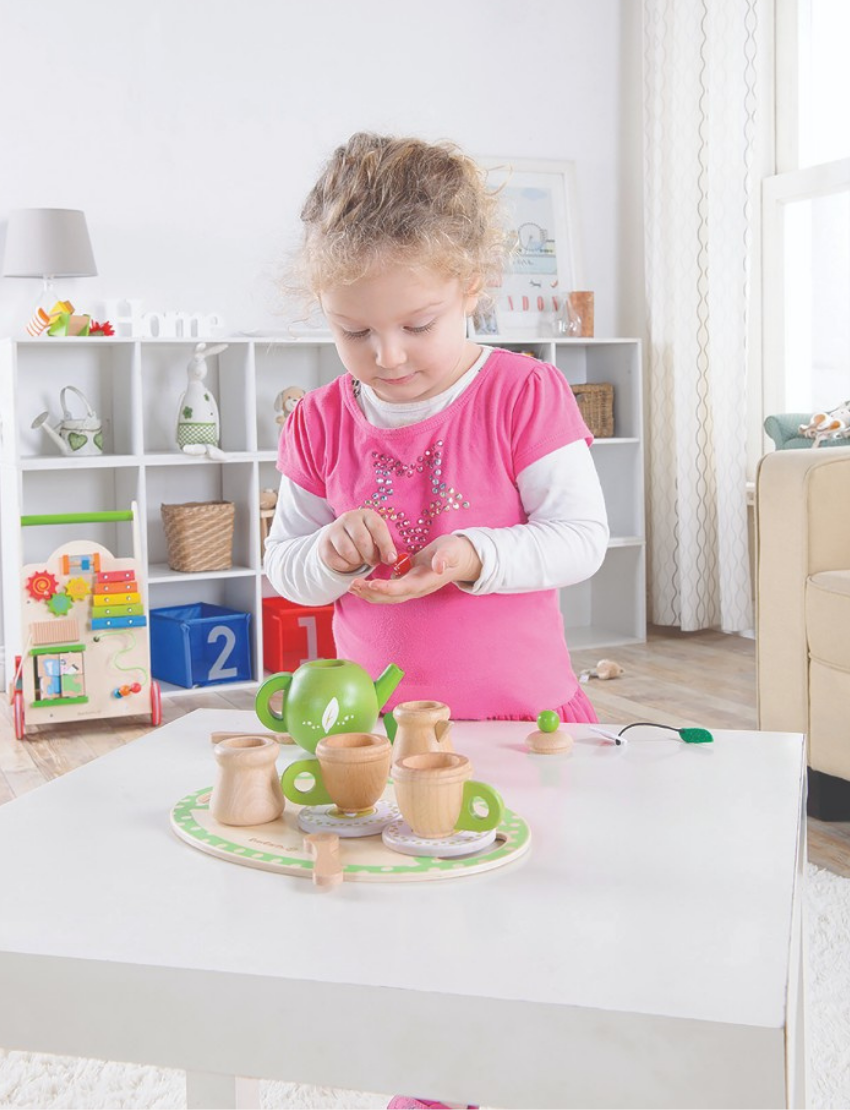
[172,787,531,876]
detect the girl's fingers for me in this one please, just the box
[362,513,397,564]
[342,519,381,565]
[325,550,354,573]
[332,529,366,567]
[349,565,444,604]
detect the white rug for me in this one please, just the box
[1,863,848,1109]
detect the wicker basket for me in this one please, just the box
[161,501,235,573]
[572,383,614,438]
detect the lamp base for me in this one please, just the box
[24,278,65,337]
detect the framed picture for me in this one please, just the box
[474,157,584,337]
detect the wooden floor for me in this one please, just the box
[2,627,849,876]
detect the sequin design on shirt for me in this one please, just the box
[362,439,470,553]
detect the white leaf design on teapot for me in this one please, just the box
[321,697,340,733]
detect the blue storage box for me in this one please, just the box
[150,603,252,688]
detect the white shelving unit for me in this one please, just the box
[491,336,646,648]
[0,334,644,696]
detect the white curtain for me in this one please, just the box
[643,0,764,631]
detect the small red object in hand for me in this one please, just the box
[391,552,412,578]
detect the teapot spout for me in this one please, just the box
[434,718,454,753]
[31,412,71,455]
[373,663,404,710]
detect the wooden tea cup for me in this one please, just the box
[280,732,391,816]
[392,751,504,840]
[210,734,284,827]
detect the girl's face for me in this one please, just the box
[320,263,481,403]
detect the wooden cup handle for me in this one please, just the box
[304,833,343,890]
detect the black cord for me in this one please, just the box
[617,722,714,744]
[618,722,679,739]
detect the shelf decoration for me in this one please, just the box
[175,343,228,460]
[161,502,235,573]
[24,301,115,339]
[48,310,92,337]
[476,158,584,337]
[30,386,103,457]
[101,298,223,338]
[259,487,278,548]
[275,386,305,426]
[26,300,73,337]
[572,383,614,438]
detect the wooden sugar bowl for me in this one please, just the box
[390,699,454,768]
[210,734,285,826]
[526,710,574,755]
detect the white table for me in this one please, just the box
[0,710,806,1109]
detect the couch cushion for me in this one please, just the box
[807,570,850,670]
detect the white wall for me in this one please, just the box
[0,0,644,663]
[0,0,642,338]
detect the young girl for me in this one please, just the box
[264,131,609,731]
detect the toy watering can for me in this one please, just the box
[31,386,103,456]
[255,658,404,754]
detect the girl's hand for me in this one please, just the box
[349,534,482,604]
[319,509,397,574]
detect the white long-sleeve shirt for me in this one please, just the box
[264,348,610,606]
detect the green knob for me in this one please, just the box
[536,709,560,733]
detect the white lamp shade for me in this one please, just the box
[3,208,97,278]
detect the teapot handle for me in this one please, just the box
[60,385,95,419]
[255,672,293,732]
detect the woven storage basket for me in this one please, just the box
[572,383,614,438]
[161,501,235,573]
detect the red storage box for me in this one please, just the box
[262,597,336,673]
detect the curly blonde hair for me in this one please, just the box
[297,133,507,298]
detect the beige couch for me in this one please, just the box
[756,445,850,818]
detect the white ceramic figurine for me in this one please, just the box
[176,342,228,459]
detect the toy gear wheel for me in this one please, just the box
[46,590,74,616]
[26,570,58,601]
[64,577,92,601]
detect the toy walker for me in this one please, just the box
[11,505,162,740]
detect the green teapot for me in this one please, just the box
[255,658,404,754]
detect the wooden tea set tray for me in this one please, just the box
[171,782,531,884]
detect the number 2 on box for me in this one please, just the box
[207,624,238,681]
